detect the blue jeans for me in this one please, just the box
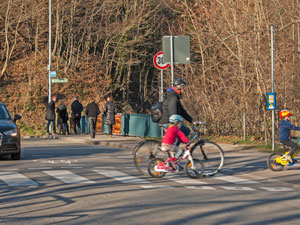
[47,120,56,134]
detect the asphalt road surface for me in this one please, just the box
[1,139,300,225]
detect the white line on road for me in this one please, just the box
[167,174,207,184]
[0,172,38,186]
[219,186,256,191]
[185,186,216,190]
[214,174,259,184]
[141,185,174,189]
[93,170,151,184]
[260,187,294,192]
[28,167,52,170]
[44,170,96,184]
[94,167,115,169]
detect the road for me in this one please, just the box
[1,139,300,225]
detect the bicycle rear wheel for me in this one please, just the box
[133,140,167,176]
[191,140,224,177]
[184,158,204,179]
[267,152,285,171]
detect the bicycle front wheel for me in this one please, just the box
[184,158,204,179]
[148,158,167,178]
[133,140,166,176]
[267,152,285,171]
[191,140,224,177]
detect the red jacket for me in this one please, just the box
[162,125,189,145]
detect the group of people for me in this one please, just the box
[46,96,117,138]
[46,77,300,169]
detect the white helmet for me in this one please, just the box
[169,114,183,123]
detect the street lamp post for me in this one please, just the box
[48,0,52,103]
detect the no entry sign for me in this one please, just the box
[153,52,170,70]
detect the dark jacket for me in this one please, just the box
[104,101,117,125]
[85,101,100,118]
[46,100,56,121]
[71,100,83,118]
[56,104,69,124]
[279,120,300,141]
[159,88,193,124]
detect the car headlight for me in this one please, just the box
[3,129,18,136]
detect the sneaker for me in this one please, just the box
[284,154,293,163]
[157,162,165,170]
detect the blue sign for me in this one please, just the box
[50,71,56,78]
[267,92,276,110]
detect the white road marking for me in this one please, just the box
[141,185,174,189]
[117,156,133,159]
[28,167,52,170]
[260,187,294,192]
[214,174,259,184]
[185,186,216,190]
[219,186,256,191]
[168,174,207,184]
[94,167,115,169]
[93,170,151,184]
[44,170,95,184]
[0,172,38,186]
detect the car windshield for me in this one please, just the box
[0,105,12,120]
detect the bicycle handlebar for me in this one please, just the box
[192,121,206,131]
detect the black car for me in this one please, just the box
[0,102,22,160]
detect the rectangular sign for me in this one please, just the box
[50,71,56,78]
[52,78,68,83]
[163,36,190,64]
[267,92,276,110]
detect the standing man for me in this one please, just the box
[159,78,195,138]
[46,95,57,135]
[71,96,83,135]
[104,96,117,138]
[85,98,100,138]
[56,99,69,135]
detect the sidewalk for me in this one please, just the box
[23,134,143,152]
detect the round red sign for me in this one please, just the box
[153,51,170,70]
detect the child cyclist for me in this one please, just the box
[279,110,300,163]
[157,114,190,172]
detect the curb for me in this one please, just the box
[58,136,140,152]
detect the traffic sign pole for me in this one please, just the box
[153,51,170,103]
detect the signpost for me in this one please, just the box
[153,52,170,102]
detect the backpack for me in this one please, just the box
[150,102,163,123]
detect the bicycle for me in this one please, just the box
[147,145,204,179]
[267,137,300,171]
[133,122,225,177]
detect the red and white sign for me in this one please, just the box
[153,51,170,70]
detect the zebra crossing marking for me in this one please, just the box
[185,186,216,190]
[44,170,96,184]
[260,187,293,192]
[167,174,207,184]
[214,174,259,184]
[141,185,174,189]
[219,186,256,191]
[93,170,151,184]
[0,169,295,192]
[0,172,38,186]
